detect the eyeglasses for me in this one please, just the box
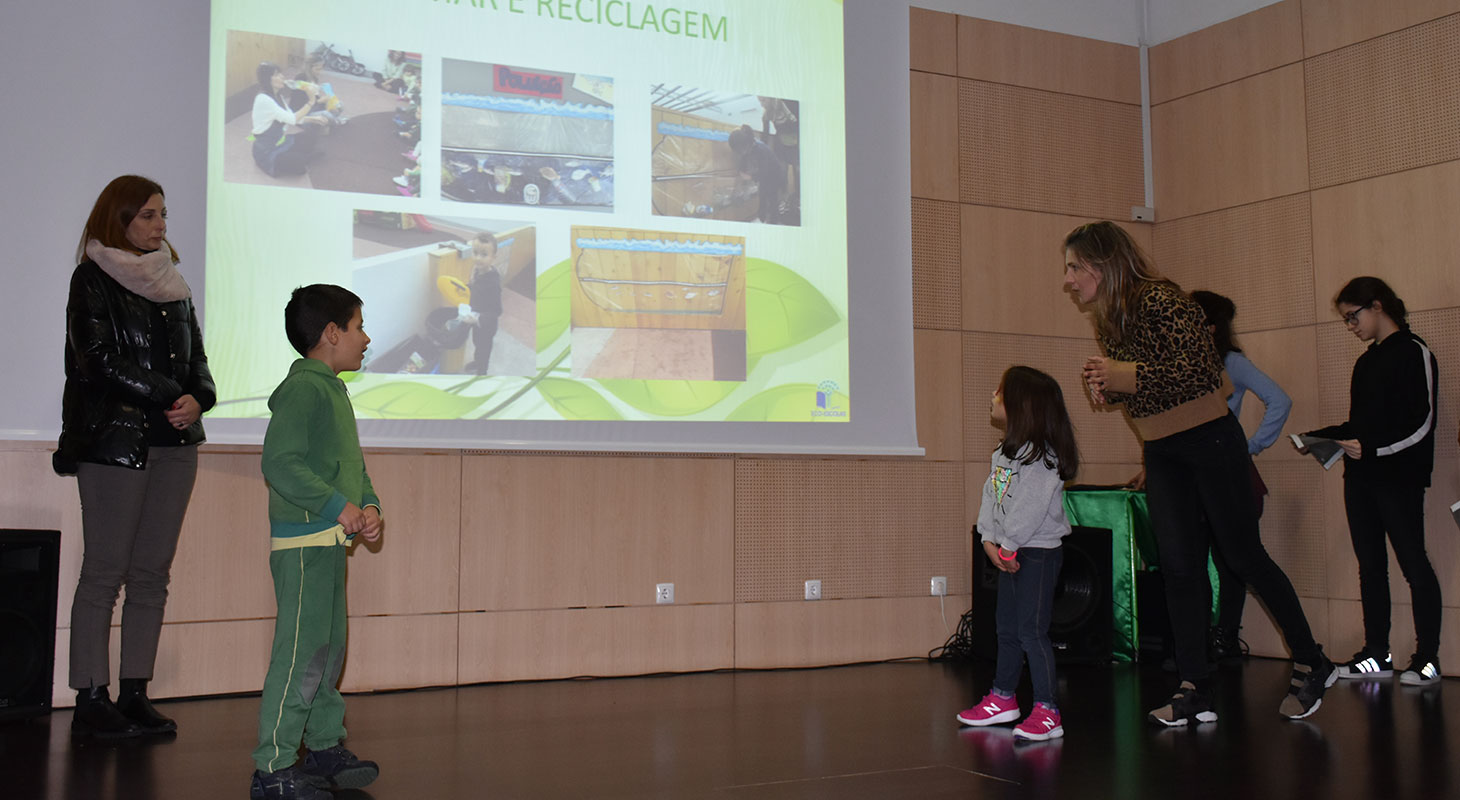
[1342,308,1366,326]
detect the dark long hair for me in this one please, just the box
[1335,276,1408,329]
[1190,290,1241,358]
[1063,221,1177,345]
[256,61,283,99]
[998,366,1079,481]
[77,175,178,263]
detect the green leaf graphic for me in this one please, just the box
[536,377,624,420]
[598,379,741,417]
[745,258,840,359]
[351,382,497,419]
[537,258,571,352]
[727,384,849,422]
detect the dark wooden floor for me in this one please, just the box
[3,657,1455,799]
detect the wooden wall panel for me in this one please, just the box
[963,332,1144,466]
[909,7,958,76]
[1149,0,1303,104]
[734,460,967,601]
[911,198,962,331]
[911,71,960,202]
[1310,160,1460,317]
[458,605,734,683]
[961,206,1150,338]
[0,445,83,626]
[340,613,458,692]
[734,596,972,669]
[956,17,1141,104]
[914,330,964,462]
[1152,194,1315,330]
[344,451,462,616]
[1255,461,1329,598]
[459,455,734,611]
[1152,64,1308,221]
[52,620,274,706]
[166,452,274,623]
[1305,15,1460,189]
[1300,0,1460,57]
[959,80,1144,219]
[1232,327,1321,455]
[1240,595,1329,659]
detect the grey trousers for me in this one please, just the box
[70,445,199,689]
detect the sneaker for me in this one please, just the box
[250,767,330,800]
[1280,655,1338,719]
[1147,681,1218,727]
[1399,656,1442,686]
[1335,650,1392,680]
[1013,704,1063,741]
[298,744,380,789]
[956,692,1020,727]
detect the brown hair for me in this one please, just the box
[998,366,1080,481]
[1063,221,1174,344]
[77,175,177,264]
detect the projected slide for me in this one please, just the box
[205,0,847,426]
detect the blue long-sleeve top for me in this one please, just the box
[1224,351,1291,455]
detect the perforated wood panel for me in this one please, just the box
[962,332,1144,465]
[911,199,962,331]
[1316,308,1460,462]
[734,459,966,602]
[1255,460,1329,597]
[1152,193,1316,330]
[958,80,1144,219]
[1305,14,1460,189]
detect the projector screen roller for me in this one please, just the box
[194,0,915,453]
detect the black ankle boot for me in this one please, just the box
[72,687,143,739]
[1208,627,1246,665]
[116,678,177,734]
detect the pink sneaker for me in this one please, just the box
[956,692,1020,727]
[1013,704,1063,741]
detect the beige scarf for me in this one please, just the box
[86,239,192,302]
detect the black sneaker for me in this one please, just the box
[1399,656,1442,686]
[250,767,330,800]
[1147,681,1218,727]
[299,744,380,789]
[1280,655,1338,719]
[1335,650,1392,680]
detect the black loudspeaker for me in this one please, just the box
[971,526,1114,665]
[0,530,60,720]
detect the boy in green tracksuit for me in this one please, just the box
[250,285,383,800]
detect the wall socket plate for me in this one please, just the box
[656,583,675,604]
[804,579,822,601]
[930,576,947,596]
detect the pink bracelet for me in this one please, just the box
[997,546,1017,561]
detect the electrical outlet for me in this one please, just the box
[656,583,675,604]
[930,576,947,597]
[804,579,822,600]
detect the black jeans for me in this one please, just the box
[1144,414,1320,683]
[1343,479,1442,658]
[993,545,1064,707]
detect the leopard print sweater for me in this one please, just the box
[1099,282,1231,439]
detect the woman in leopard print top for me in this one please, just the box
[1063,221,1334,726]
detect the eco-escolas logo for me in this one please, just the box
[813,380,847,419]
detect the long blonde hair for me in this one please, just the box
[1063,221,1174,344]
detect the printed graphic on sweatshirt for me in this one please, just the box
[991,463,1017,512]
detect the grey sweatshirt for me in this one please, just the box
[976,445,1071,552]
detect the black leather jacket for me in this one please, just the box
[54,261,216,473]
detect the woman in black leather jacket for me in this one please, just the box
[56,175,215,738]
